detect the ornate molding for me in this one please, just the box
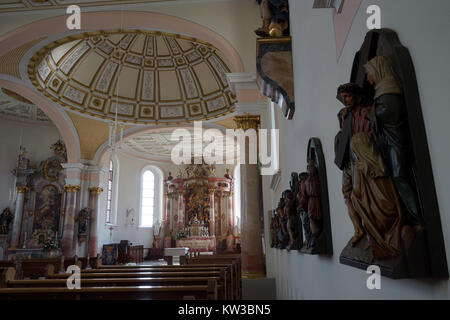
[64,185,81,193]
[88,187,103,195]
[256,37,295,119]
[16,186,29,193]
[233,114,260,130]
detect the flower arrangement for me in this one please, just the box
[118,253,134,264]
[176,228,187,240]
[42,238,59,252]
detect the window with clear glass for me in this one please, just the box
[140,170,155,227]
[106,159,113,223]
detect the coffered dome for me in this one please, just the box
[28,30,237,124]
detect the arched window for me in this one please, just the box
[140,166,163,228]
[106,159,114,224]
[105,155,119,225]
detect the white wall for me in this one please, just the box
[0,118,61,210]
[262,0,450,299]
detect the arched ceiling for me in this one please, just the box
[0,88,52,124]
[29,30,237,125]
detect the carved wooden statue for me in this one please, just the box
[338,28,448,279]
[0,208,13,235]
[284,188,302,251]
[276,197,289,249]
[76,207,90,244]
[297,172,314,249]
[299,138,333,255]
[270,210,278,248]
[254,0,290,37]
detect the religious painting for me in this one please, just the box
[336,28,448,279]
[32,184,61,245]
[102,244,119,265]
[43,158,62,181]
[184,180,210,229]
[296,138,333,255]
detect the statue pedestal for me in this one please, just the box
[176,236,216,253]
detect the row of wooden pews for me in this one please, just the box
[0,253,241,300]
[183,252,242,299]
[0,255,101,280]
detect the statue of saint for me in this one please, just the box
[334,83,371,246]
[76,208,90,235]
[304,161,323,248]
[364,56,423,227]
[335,80,410,261]
[0,208,13,235]
[297,172,314,249]
[254,0,290,37]
[276,197,290,249]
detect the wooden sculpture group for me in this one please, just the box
[270,28,448,279]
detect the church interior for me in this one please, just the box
[0,0,450,301]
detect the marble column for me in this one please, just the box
[10,186,28,248]
[61,185,80,257]
[234,114,266,278]
[208,188,215,237]
[165,192,171,223]
[227,191,234,235]
[177,190,184,227]
[88,187,103,257]
[217,191,222,236]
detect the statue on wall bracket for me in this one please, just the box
[254,0,290,38]
[76,207,90,245]
[295,138,333,255]
[336,28,448,279]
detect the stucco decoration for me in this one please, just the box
[28,30,237,124]
[0,88,52,124]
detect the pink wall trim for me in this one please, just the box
[0,80,80,163]
[0,11,244,72]
[333,0,362,60]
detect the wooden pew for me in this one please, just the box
[63,255,101,270]
[185,255,241,299]
[96,264,238,300]
[0,281,218,300]
[0,258,62,279]
[0,267,16,287]
[46,266,232,299]
[3,276,227,300]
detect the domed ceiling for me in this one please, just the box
[28,30,237,124]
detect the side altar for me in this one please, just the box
[162,164,239,253]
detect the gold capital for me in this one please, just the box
[88,187,103,195]
[16,186,29,193]
[64,185,81,193]
[233,114,260,131]
[208,188,215,196]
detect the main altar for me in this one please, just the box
[161,163,239,253]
